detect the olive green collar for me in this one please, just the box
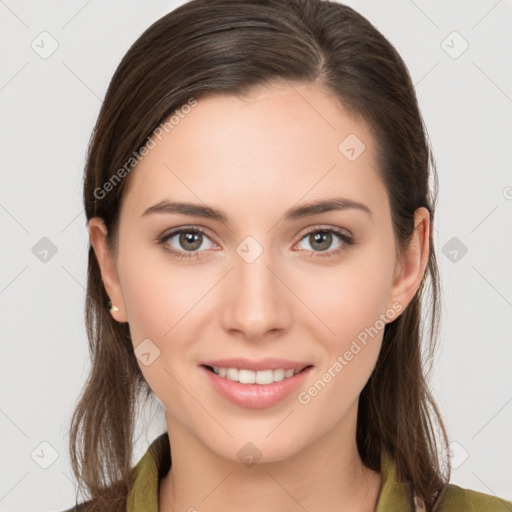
[375,450,416,511]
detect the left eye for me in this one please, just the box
[296,228,352,256]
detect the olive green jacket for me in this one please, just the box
[63,432,512,511]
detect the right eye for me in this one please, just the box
[158,227,218,259]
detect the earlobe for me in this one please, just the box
[387,207,430,314]
[88,218,128,323]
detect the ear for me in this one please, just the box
[386,207,430,314]
[88,217,128,323]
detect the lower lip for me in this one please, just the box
[200,365,313,409]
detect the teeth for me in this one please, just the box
[211,367,299,384]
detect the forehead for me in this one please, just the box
[121,82,386,223]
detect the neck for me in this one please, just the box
[158,405,382,512]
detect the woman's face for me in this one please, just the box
[90,81,427,464]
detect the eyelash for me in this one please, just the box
[157,226,354,260]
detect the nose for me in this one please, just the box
[220,240,292,342]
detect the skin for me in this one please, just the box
[89,81,430,512]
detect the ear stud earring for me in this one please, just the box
[107,300,119,313]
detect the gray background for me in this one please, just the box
[1,0,511,510]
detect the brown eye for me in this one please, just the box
[177,231,203,251]
[308,231,333,251]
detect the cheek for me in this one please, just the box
[299,250,395,345]
[293,241,395,394]
[296,265,390,419]
[119,261,196,408]
[119,241,211,342]
[118,246,220,388]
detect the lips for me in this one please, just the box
[200,357,313,373]
[200,363,314,408]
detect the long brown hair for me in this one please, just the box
[70,0,450,509]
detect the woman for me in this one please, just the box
[64,0,512,511]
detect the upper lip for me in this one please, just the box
[201,357,313,373]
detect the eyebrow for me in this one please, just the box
[142,197,372,222]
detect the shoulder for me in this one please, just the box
[434,483,512,511]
